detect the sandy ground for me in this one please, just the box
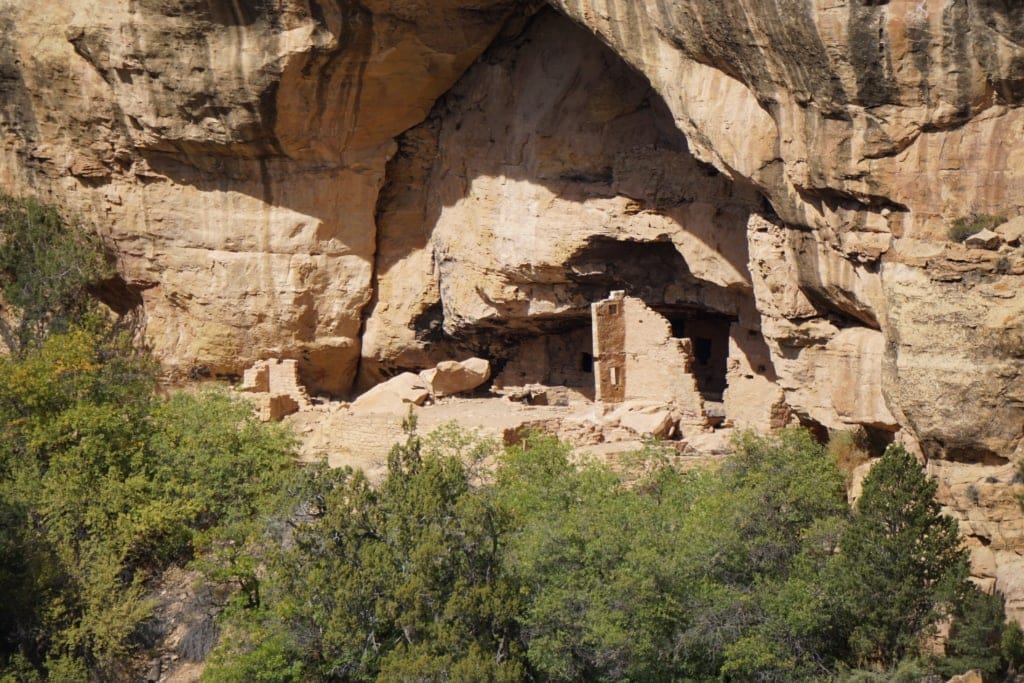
[284,392,732,481]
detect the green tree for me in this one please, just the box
[939,586,1009,679]
[0,195,298,679]
[1002,620,1024,675]
[196,425,1007,682]
[495,434,700,682]
[675,429,851,681]
[205,419,526,682]
[0,195,110,354]
[834,445,970,669]
[0,324,294,679]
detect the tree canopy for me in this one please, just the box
[0,323,296,679]
[836,445,970,669]
[0,197,297,680]
[203,431,1014,682]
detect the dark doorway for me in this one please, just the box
[667,313,731,401]
[579,352,594,373]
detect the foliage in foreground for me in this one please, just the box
[0,194,1016,680]
[0,194,299,679]
[0,324,295,680]
[0,195,111,354]
[205,427,1015,682]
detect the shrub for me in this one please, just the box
[948,213,1006,242]
[1003,620,1024,674]
[828,429,872,486]
[0,324,295,679]
[0,195,110,353]
[940,587,1009,679]
[966,484,981,505]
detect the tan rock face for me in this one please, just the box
[0,0,520,395]
[1,0,1022,447]
[551,0,1024,235]
[931,459,1024,622]
[882,245,1024,462]
[361,9,760,386]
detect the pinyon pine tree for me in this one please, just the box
[835,445,969,669]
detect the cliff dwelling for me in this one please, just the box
[591,291,724,426]
[492,327,597,398]
[667,315,730,402]
[239,358,312,421]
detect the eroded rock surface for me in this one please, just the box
[0,0,521,394]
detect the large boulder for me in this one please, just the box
[350,373,430,414]
[419,358,491,397]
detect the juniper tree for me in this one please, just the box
[835,445,970,669]
[0,195,109,353]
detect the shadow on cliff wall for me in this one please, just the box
[122,5,782,393]
[375,8,760,303]
[365,8,775,382]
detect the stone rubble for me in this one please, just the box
[996,217,1024,246]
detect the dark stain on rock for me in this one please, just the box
[905,11,933,105]
[942,1,973,119]
[302,0,374,148]
[973,0,1024,103]
[255,79,283,156]
[413,302,447,343]
[201,0,267,26]
[88,275,147,316]
[0,9,39,148]
[848,2,894,107]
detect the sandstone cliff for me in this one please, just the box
[2,0,1023,613]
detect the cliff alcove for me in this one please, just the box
[362,8,766,412]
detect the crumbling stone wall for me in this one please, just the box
[492,328,595,396]
[592,292,705,421]
[240,359,311,420]
[723,323,790,430]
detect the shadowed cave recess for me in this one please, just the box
[361,6,784,427]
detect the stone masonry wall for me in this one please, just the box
[592,292,627,403]
[592,292,706,422]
